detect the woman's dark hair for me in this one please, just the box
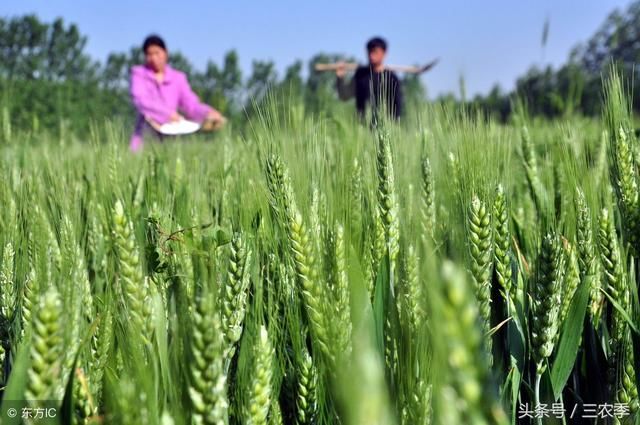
[366,37,387,52]
[143,35,166,53]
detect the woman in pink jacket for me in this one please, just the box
[129,35,225,152]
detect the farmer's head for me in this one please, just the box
[143,35,168,72]
[366,37,387,67]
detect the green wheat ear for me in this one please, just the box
[221,231,251,358]
[376,128,400,276]
[73,368,97,424]
[447,152,461,193]
[521,125,546,215]
[598,207,623,339]
[287,206,333,366]
[361,233,375,300]
[615,332,639,416]
[295,348,318,425]
[245,326,274,425]
[21,269,38,340]
[112,199,153,346]
[437,261,508,425]
[609,125,640,253]
[492,185,513,305]
[0,242,16,323]
[26,286,64,403]
[575,189,602,324]
[400,244,425,336]
[328,223,352,359]
[604,70,640,255]
[90,306,113,405]
[371,207,386,284]
[267,156,333,366]
[0,242,15,380]
[265,154,294,225]
[467,195,493,363]
[404,379,432,425]
[421,156,436,240]
[189,290,228,425]
[269,400,284,425]
[531,233,562,375]
[350,157,364,239]
[559,241,579,326]
[598,207,639,411]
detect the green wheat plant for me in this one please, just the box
[0,67,637,425]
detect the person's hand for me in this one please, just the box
[202,109,227,131]
[335,61,347,79]
[207,109,225,122]
[169,112,184,122]
[145,116,161,131]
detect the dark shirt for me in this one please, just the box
[336,66,403,120]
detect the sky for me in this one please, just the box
[1,0,635,98]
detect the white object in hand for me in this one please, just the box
[158,119,201,135]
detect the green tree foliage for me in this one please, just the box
[0,15,121,134]
[247,60,278,101]
[281,60,304,92]
[472,1,640,120]
[190,51,243,119]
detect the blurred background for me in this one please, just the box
[0,0,638,134]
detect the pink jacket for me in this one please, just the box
[129,64,212,150]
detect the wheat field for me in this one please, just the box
[0,71,638,425]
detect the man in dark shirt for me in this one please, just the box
[336,37,403,121]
